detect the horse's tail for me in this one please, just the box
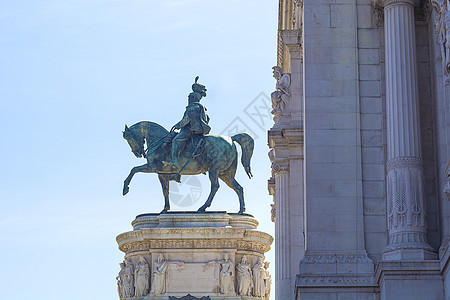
[231,133,254,179]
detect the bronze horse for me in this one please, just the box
[122,121,254,213]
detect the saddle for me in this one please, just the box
[163,132,206,164]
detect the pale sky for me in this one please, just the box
[0,1,278,299]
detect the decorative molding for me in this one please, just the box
[296,274,375,287]
[375,0,420,7]
[169,295,210,300]
[375,260,442,284]
[386,156,423,171]
[300,254,372,264]
[268,128,304,148]
[119,236,273,253]
[267,177,275,196]
[445,160,450,200]
[280,29,302,60]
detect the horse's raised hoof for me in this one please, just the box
[123,186,129,196]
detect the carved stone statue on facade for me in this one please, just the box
[263,261,272,300]
[205,253,235,295]
[122,258,135,298]
[292,0,303,30]
[432,0,450,77]
[122,76,254,214]
[134,256,150,297]
[252,257,266,297]
[271,66,291,115]
[236,255,253,296]
[116,262,125,299]
[150,254,184,296]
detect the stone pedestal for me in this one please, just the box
[375,261,444,300]
[116,212,273,300]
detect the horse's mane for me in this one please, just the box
[129,121,169,142]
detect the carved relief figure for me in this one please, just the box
[293,0,303,30]
[205,253,235,295]
[236,255,253,296]
[150,254,184,295]
[252,257,266,297]
[122,259,135,298]
[263,261,272,300]
[270,66,291,114]
[116,262,125,299]
[432,0,450,75]
[134,256,150,297]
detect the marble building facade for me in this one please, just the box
[268,0,450,299]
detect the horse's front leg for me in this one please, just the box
[123,163,153,195]
[158,174,170,213]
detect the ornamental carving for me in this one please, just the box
[271,162,290,174]
[386,156,423,171]
[169,295,210,300]
[445,160,450,200]
[386,168,425,231]
[119,238,271,254]
[300,254,372,264]
[297,274,374,287]
[432,0,450,77]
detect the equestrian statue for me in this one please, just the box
[122,76,254,214]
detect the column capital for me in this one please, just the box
[374,0,420,7]
[271,159,290,175]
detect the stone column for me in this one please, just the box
[382,0,436,260]
[271,160,291,299]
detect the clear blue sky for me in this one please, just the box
[0,1,278,299]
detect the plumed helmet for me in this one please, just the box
[191,76,207,98]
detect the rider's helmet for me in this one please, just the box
[191,76,207,98]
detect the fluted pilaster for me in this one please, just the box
[382,0,436,260]
[272,161,291,298]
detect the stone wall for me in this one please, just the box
[271,0,450,299]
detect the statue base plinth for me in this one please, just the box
[116,211,273,299]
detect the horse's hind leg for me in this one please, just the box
[219,172,245,214]
[198,170,220,212]
[158,174,170,213]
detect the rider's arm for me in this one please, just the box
[175,112,190,129]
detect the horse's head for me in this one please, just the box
[123,124,145,158]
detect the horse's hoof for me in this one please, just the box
[160,207,170,214]
[197,206,206,212]
[238,208,246,214]
[123,187,129,195]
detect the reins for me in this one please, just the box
[144,126,176,158]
